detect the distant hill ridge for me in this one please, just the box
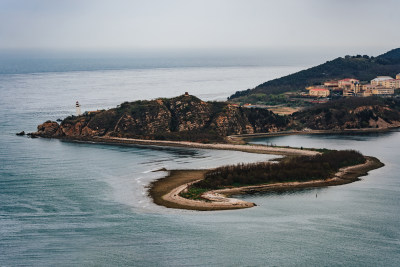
[229,48,400,101]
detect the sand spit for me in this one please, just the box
[94,136,319,156]
[48,135,383,211]
[149,157,383,211]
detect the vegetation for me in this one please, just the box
[183,150,365,198]
[179,187,209,200]
[229,48,400,103]
[292,97,400,130]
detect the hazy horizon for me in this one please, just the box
[1,0,399,56]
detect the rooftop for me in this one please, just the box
[310,88,329,91]
[339,78,359,82]
[372,76,393,82]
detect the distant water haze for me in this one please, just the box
[0,46,390,75]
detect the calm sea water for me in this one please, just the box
[1,60,400,266]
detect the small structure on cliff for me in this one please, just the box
[76,101,81,116]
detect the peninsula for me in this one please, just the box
[149,152,382,211]
[27,48,400,210]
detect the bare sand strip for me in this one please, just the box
[149,157,383,211]
[94,136,318,156]
[83,135,383,211]
[149,170,256,211]
[229,126,400,141]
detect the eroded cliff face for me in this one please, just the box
[32,95,288,142]
[293,101,400,130]
[32,95,400,141]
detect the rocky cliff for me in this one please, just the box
[32,95,288,142]
[292,97,400,130]
[32,95,400,142]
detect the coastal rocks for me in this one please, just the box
[16,131,25,136]
[293,99,400,131]
[168,96,211,131]
[113,107,171,137]
[61,117,88,137]
[30,94,295,142]
[34,121,63,137]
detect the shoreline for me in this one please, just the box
[149,156,384,211]
[32,126,399,150]
[228,127,400,143]
[68,136,321,156]
[30,131,388,211]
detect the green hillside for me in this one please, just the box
[228,48,400,103]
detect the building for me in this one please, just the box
[362,84,378,91]
[76,101,81,116]
[358,90,373,97]
[396,73,400,80]
[309,87,330,97]
[324,80,339,90]
[306,85,327,90]
[372,87,394,96]
[381,79,400,89]
[338,78,360,94]
[338,78,359,88]
[371,76,393,86]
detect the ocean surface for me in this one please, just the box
[1,59,400,266]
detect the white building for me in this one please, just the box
[371,76,393,86]
[76,101,81,116]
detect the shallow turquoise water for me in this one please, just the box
[1,65,400,266]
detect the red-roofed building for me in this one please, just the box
[338,78,359,88]
[338,78,360,95]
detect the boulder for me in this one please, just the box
[34,121,63,137]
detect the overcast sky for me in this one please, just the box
[1,0,399,56]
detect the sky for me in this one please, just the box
[0,0,399,57]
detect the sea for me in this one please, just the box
[0,55,399,266]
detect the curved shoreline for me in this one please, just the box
[90,136,318,156]
[149,156,384,211]
[30,134,386,211]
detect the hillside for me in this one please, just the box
[292,97,400,130]
[32,95,288,142]
[31,96,400,143]
[229,48,400,103]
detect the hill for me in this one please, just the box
[32,95,288,142]
[31,95,400,143]
[292,97,400,130]
[228,48,400,103]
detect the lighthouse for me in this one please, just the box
[76,101,81,116]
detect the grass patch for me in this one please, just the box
[179,187,209,200]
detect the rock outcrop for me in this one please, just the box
[32,95,288,142]
[292,97,400,130]
[31,95,400,142]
